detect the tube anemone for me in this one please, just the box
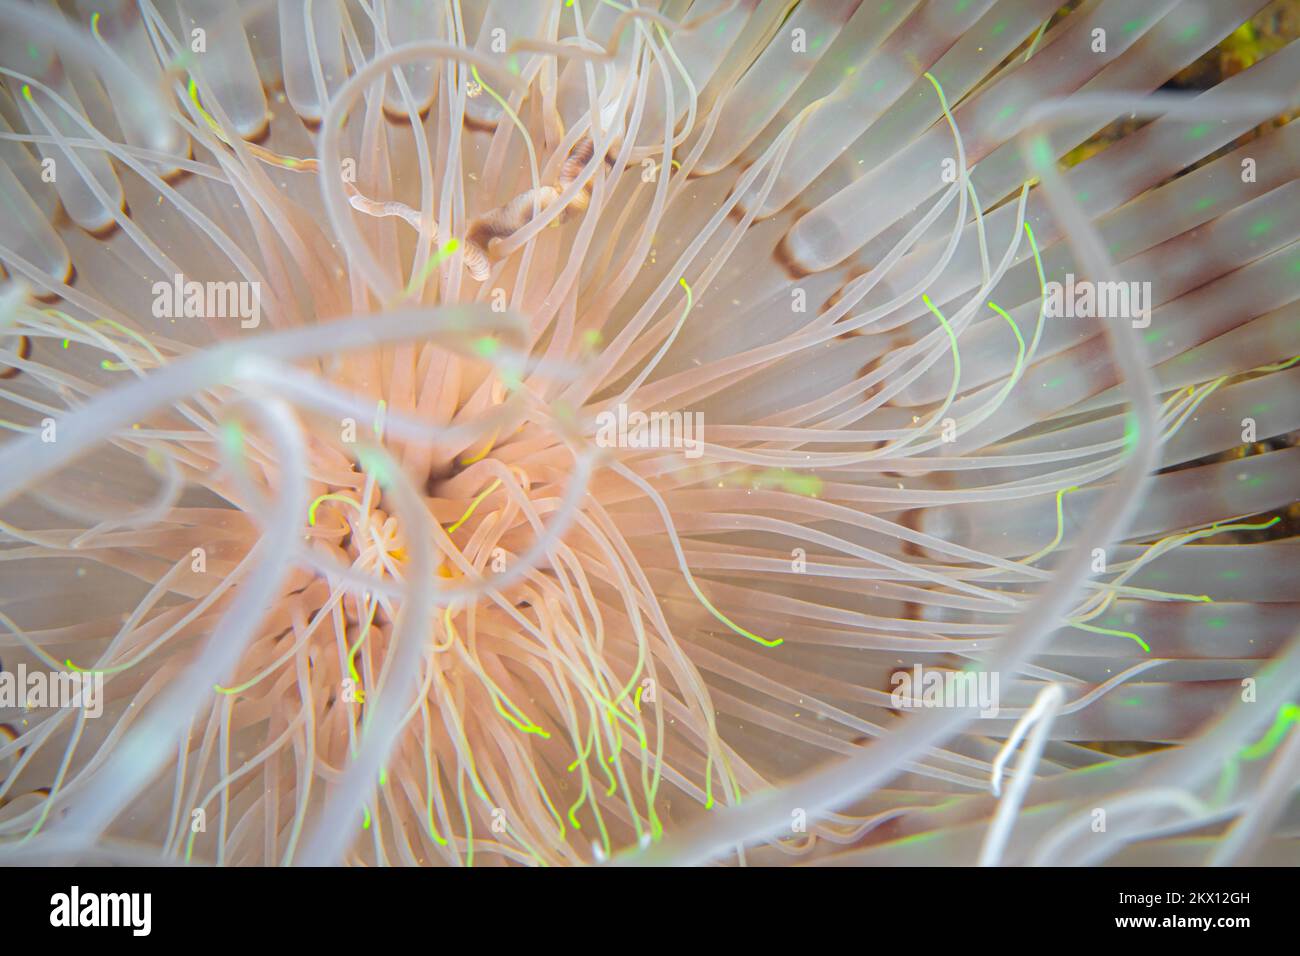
[0,0,1296,868]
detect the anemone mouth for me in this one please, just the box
[0,0,1297,869]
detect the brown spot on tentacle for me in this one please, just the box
[0,334,32,379]
[32,262,76,303]
[822,267,872,317]
[720,160,755,218]
[158,137,197,185]
[83,198,131,240]
[897,509,925,557]
[853,334,913,407]
[884,666,909,717]
[856,354,886,402]
[774,230,814,280]
[0,723,22,760]
[879,335,916,409]
[383,101,433,125]
[244,115,273,145]
[463,111,499,133]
